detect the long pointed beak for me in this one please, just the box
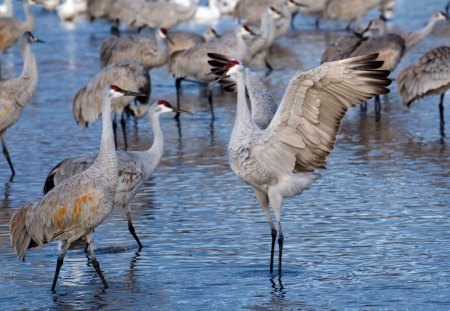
[209,74,228,88]
[166,35,175,45]
[35,38,45,43]
[173,107,193,115]
[121,89,146,97]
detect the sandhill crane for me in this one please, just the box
[42,100,190,248]
[133,0,197,30]
[208,52,391,274]
[10,85,144,292]
[298,0,394,29]
[0,0,35,56]
[169,26,248,119]
[234,0,298,24]
[0,32,43,181]
[167,30,205,55]
[73,61,150,150]
[0,0,13,17]
[397,46,450,138]
[100,28,173,69]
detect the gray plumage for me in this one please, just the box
[168,30,205,56]
[42,100,180,248]
[99,28,171,69]
[322,0,394,24]
[321,34,364,63]
[397,46,450,136]
[0,0,34,54]
[72,61,150,149]
[0,32,41,179]
[9,85,132,291]
[208,53,391,275]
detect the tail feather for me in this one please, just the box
[10,203,36,261]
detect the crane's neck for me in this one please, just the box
[15,41,38,108]
[234,32,248,61]
[94,98,118,175]
[22,1,35,33]
[140,110,165,178]
[406,17,438,51]
[260,12,277,48]
[156,33,169,62]
[232,69,254,136]
[176,0,197,22]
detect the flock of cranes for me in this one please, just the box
[0,0,449,291]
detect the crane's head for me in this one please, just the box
[208,53,243,88]
[203,28,220,41]
[240,24,259,38]
[108,85,146,100]
[268,6,283,19]
[158,28,175,45]
[431,11,449,22]
[22,32,45,45]
[153,100,193,115]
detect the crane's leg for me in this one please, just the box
[1,133,15,179]
[255,190,277,274]
[375,95,381,121]
[175,78,183,120]
[127,208,143,249]
[112,114,118,150]
[268,189,284,275]
[120,113,128,151]
[291,12,298,30]
[264,57,273,77]
[51,241,71,292]
[315,18,320,30]
[360,101,367,112]
[207,88,215,121]
[85,232,108,289]
[439,93,446,137]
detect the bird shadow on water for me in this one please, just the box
[269,276,287,302]
[1,181,11,208]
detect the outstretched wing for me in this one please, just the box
[256,54,391,173]
[397,46,450,106]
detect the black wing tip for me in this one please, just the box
[207,53,231,61]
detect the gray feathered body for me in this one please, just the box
[397,46,450,106]
[168,30,204,55]
[321,35,364,64]
[0,40,38,134]
[73,61,150,128]
[323,0,391,23]
[351,33,405,71]
[100,33,169,69]
[133,0,197,29]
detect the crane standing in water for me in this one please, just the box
[208,53,391,275]
[0,32,43,180]
[42,100,191,248]
[10,85,145,292]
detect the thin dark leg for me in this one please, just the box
[264,58,273,77]
[51,257,64,292]
[440,93,446,137]
[315,18,320,30]
[111,19,120,36]
[1,135,15,179]
[208,88,215,121]
[112,115,118,150]
[291,12,298,30]
[270,228,277,274]
[278,232,284,275]
[91,258,108,289]
[175,78,182,120]
[120,113,128,150]
[51,243,70,292]
[127,211,143,249]
[375,95,381,121]
[360,101,367,112]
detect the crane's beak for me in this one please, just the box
[121,89,146,97]
[209,74,228,88]
[166,35,175,45]
[34,38,45,43]
[172,107,193,115]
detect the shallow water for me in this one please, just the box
[1,0,450,310]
